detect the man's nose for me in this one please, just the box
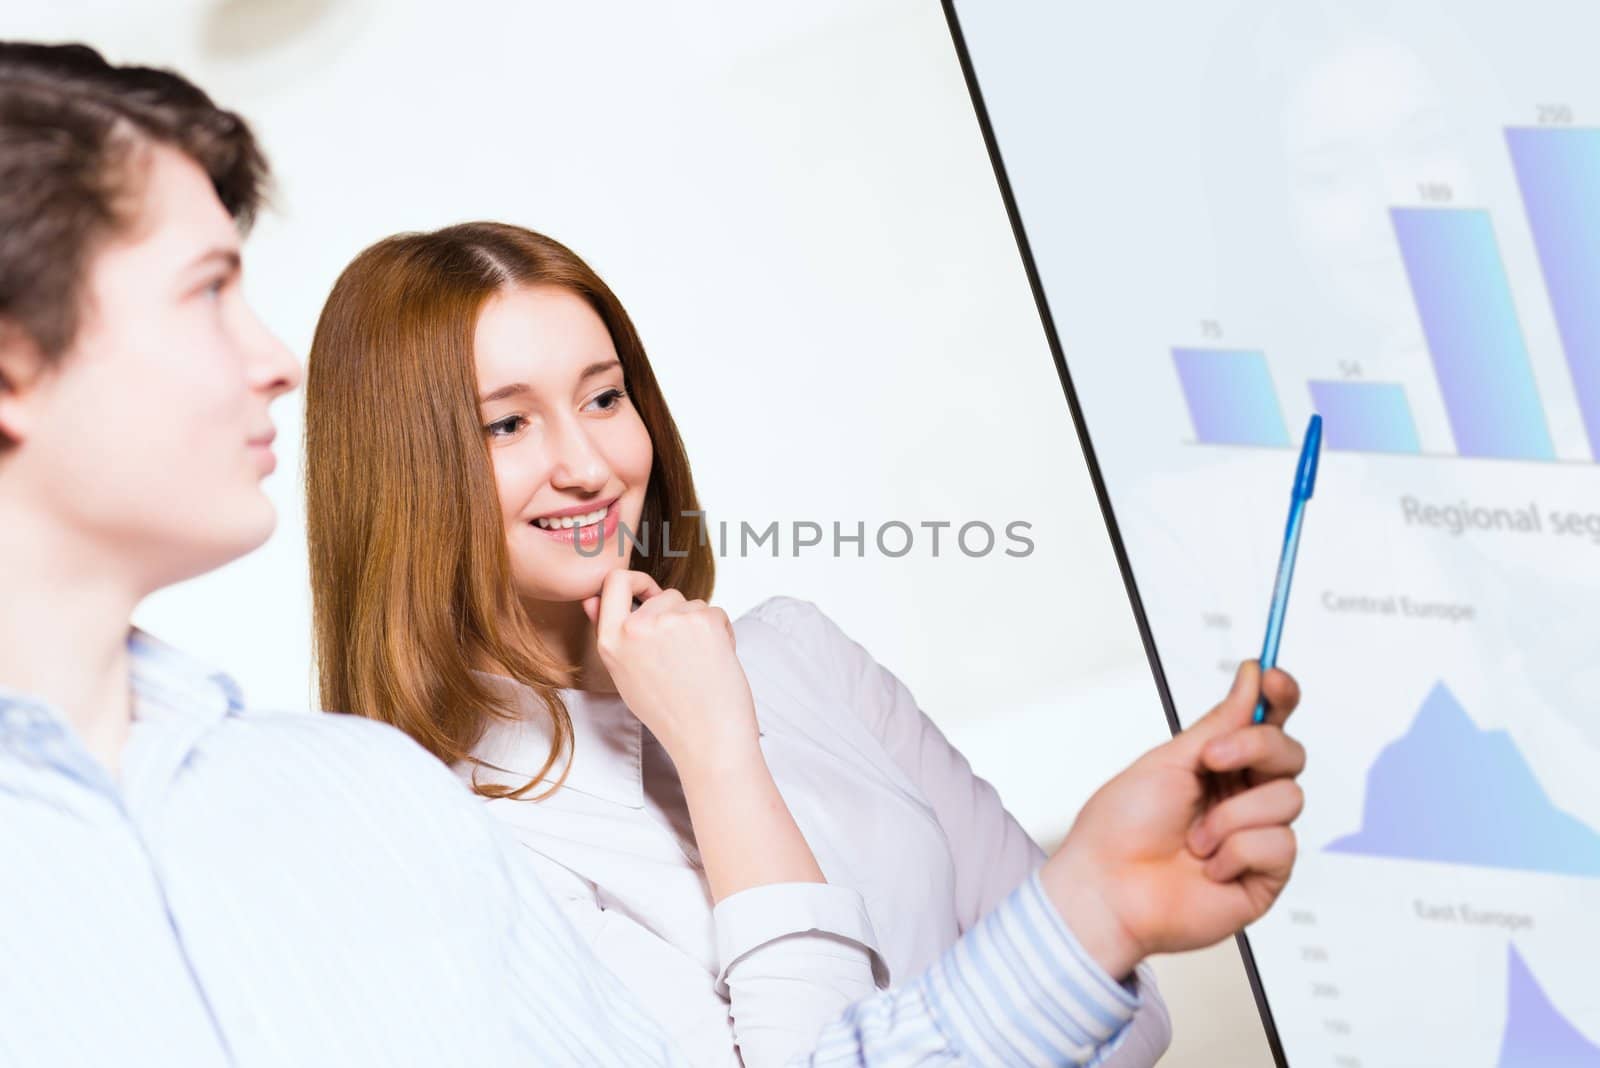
[247,314,302,399]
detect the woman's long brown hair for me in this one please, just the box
[304,222,714,799]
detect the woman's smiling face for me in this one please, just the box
[473,283,653,604]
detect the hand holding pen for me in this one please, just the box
[958,422,1321,982]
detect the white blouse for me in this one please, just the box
[459,595,1172,1067]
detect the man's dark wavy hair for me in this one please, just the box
[0,41,268,366]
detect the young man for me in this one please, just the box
[0,41,1308,1067]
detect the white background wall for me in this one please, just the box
[5,1,1273,1061]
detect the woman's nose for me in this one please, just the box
[546,416,609,490]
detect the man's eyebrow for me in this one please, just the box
[185,248,242,274]
[477,360,622,405]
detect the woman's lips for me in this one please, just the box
[530,496,621,549]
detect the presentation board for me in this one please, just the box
[945,2,1600,1064]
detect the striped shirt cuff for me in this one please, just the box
[917,870,1140,1066]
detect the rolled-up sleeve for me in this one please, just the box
[715,881,891,1067]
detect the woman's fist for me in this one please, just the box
[581,569,759,769]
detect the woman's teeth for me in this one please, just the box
[533,505,609,530]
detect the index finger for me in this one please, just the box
[594,569,665,644]
[1258,667,1301,729]
[1201,723,1307,779]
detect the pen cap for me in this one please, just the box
[1294,414,1323,499]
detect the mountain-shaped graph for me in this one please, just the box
[1326,683,1600,876]
[1497,944,1600,1066]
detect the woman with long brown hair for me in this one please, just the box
[303,221,1295,1067]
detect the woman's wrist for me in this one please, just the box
[657,716,764,782]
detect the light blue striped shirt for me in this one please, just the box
[0,629,1141,1067]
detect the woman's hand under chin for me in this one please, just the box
[581,568,761,775]
[582,570,828,903]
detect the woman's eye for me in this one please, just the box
[588,387,628,413]
[485,415,527,438]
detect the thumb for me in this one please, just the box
[1174,659,1260,757]
[582,595,599,624]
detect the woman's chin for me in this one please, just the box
[515,558,634,606]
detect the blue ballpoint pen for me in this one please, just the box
[1252,414,1323,723]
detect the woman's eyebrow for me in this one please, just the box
[478,382,531,405]
[578,358,622,382]
[477,361,621,405]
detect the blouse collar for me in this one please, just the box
[464,671,644,809]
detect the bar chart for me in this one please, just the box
[1174,126,1600,465]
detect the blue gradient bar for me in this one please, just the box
[1391,208,1555,460]
[1172,348,1290,446]
[1307,381,1421,454]
[1506,127,1600,460]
